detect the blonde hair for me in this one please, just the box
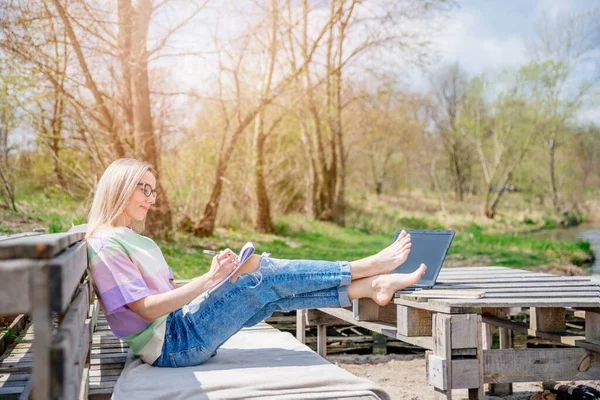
[86,158,155,239]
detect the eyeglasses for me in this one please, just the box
[137,182,158,199]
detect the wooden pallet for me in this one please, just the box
[0,317,34,399]
[88,312,129,400]
[305,266,600,400]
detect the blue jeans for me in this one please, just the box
[152,254,352,367]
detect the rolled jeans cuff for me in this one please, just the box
[337,260,352,308]
[338,260,352,287]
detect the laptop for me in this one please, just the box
[391,229,455,292]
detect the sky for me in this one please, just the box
[407,0,599,123]
[158,0,598,119]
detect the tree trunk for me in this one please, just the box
[129,0,172,237]
[118,0,134,146]
[253,111,273,233]
[548,135,560,211]
[252,0,278,233]
[50,0,125,157]
[299,117,319,218]
[193,107,268,237]
[430,159,446,213]
[0,165,16,212]
[49,94,67,189]
[193,162,225,237]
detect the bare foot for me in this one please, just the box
[367,230,412,275]
[370,264,427,306]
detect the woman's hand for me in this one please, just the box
[208,248,239,282]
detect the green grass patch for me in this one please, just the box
[1,192,595,279]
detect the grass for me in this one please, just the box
[1,191,595,279]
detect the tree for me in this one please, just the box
[528,6,600,211]
[430,63,474,201]
[0,75,19,211]
[1,0,210,237]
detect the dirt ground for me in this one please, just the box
[330,354,600,400]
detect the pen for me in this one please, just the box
[203,249,218,255]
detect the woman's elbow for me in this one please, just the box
[128,298,156,322]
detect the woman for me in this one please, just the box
[86,158,427,368]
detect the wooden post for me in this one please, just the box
[317,324,327,357]
[296,310,306,344]
[490,327,513,395]
[429,313,484,400]
[373,333,387,355]
[585,309,600,345]
[431,313,452,399]
[31,262,51,400]
[485,308,513,396]
[397,305,432,336]
[353,298,396,322]
[467,314,484,400]
[530,307,565,333]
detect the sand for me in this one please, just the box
[330,354,600,400]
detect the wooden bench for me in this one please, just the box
[301,266,600,399]
[2,231,388,400]
[0,231,97,399]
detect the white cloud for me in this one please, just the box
[434,9,527,77]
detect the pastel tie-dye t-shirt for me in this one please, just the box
[87,226,174,364]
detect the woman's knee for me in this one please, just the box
[231,254,261,282]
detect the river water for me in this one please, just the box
[528,223,600,274]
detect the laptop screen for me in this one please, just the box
[391,229,455,287]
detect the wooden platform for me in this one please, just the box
[87,311,129,400]
[304,266,600,400]
[0,316,34,399]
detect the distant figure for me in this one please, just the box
[85,158,427,368]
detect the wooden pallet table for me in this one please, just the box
[301,266,600,399]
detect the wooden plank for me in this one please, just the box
[305,310,356,326]
[69,320,90,400]
[0,260,37,315]
[0,372,30,385]
[89,369,123,378]
[482,315,583,346]
[453,359,479,389]
[432,313,452,399]
[468,314,484,399]
[451,314,479,350]
[31,259,51,400]
[50,284,89,400]
[49,241,88,313]
[316,325,327,357]
[425,282,598,290]
[393,298,481,314]
[90,299,100,336]
[585,310,600,345]
[428,355,447,390]
[353,299,396,322]
[429,298,600,308]
[440,267,531,273]
[0,232,84,260]
[296,310,306,344]
[440,267,516,272]
[79,364,90,400]
[17,377,32,400]
[437,277,592,284]
[426,285,599,293]
[439,272,555,279]
[530,307,566,333]
[0,315,28,356]
[397,306,432,336]
[483,348,600,383]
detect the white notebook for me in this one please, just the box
[206,242,255,295]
